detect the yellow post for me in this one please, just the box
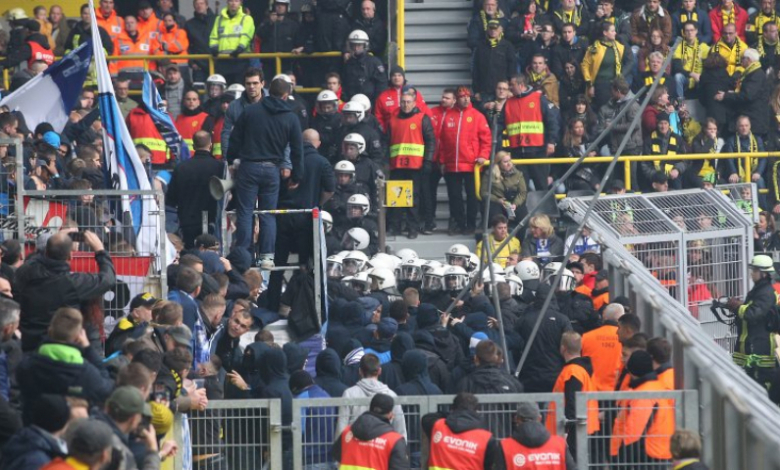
[624,160,632,190]
[744,155,752,183]
[276,56,282,76]
[208,56,215,76]
[397,0,405,68]
[2,69,7,91]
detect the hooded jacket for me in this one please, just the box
[0,425,66,470]
[333,412,410,470]
[258,348,293,447]
[315,348,348,397]
[412,329,453,392]
[396,350,442,396]
[226,96,304,183]
[421,409,499,470]
[337,378,407,439]
[496,421,576,470]
[283,342,309,374]
[380,333,415,390]
[1,33,51,68]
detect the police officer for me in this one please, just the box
[422,392,499,470]
[336,101,386,165]
[333,393,410,470]
[497,402,575,470]
[209,0,255,85]
[342,30,386,102]
[335,195,379,255]
[312,90,343,162]
[727,254,780,390]
[342,133,381,211]
[324,160,359,225]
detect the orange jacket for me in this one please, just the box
[115,30,160,70]
[610,377,674,460]
[96,8,125,41]
[657,365,675,390]
[137,13,163,41]
[374,86,430,131]
[545,357,600,436]
[158,24,190,63]
[582,323,622,392]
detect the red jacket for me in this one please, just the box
[437,103,492,173]
[430,104,451,164]
[710,5,748,42]
[374,86,430,131]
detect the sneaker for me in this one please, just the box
[421,225,434,235]
[407,230,418,239]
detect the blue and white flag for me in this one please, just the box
[0,42,93,132]
[141,73,190,162]
[89,1,160,257]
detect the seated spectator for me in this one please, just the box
[629,0,672,53]
[467,0,510,50]
[672,21,709,100]
[521,214,565,263]
[689,118,724,187]
[527,53,560,106]
[551,22,589,80]
[636,28,670,74]
[722,116,767,193]
[747,0,777,46]
[636,51,675,98]
[710,23,748,76]
[641,112,686,191]
[710,0,748,43]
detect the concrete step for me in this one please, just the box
[405,74,473,86]
[406,2,473,10]
[406,13,471,24]
[406,62,472,72]
[405,46,472,56]
[406,30,468,41]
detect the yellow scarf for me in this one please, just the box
[488,31,504,47]
[754,11,777,39]
[714,39,743,74]
[758,38,780,58]
[736,131,759,177]
[679,10,698,23]
[600,40,622,75]
[721,7,735,27]
[480,9,504,31]
[681,39,700,73]
[530,70,548,84]
[736,60,762,91]
[556,6,581,26]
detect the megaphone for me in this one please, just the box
[209,175,234,200]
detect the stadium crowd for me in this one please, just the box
[0,0,774,468]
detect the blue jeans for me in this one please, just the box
[674,73,687,100]
[234,161,280,255]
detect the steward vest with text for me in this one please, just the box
[501,435,567,470]
[545,363,600,435]
[428,418,492,470]
[505,91,544,148]
[175,112,209,156]
[338,425,403,470]
[28,41,54,67]
[389,112,425,170]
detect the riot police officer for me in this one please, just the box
[341,30,386,101]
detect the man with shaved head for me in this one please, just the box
[14,230,115,352]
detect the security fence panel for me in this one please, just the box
[717,183,759,225]
[574,390,698,469]
[188,399,282,470]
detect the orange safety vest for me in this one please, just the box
[592,290,609,312]
[127,108,170,165]
[212,116,225,159]
[545,362,600,435]
[27,41,54,67]
[500,435,567,470]
[137,14,163,41]
[338,425,403,470]
[158,26,190,63]
[175,111,209,156]
[658,367,675,390]
[115,32,159,70]
[504,91,545,148]
[95,9,124,40]
[582,324,622,392]
[610,379,674,460]
[388,112,425,170]
[428,418,492,470]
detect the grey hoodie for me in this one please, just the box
[336,378,407,439]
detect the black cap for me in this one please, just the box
[195,234,219,250]
[370,393,395,415]
[129,292,158,311]
[627,350,654,376]
[609,179,626,191]
[515,402,541,420]
[25,19,41,32]
[656,112,671,123]
[595,269,609,282]
[487,19,501,28]
[32,394,71,433]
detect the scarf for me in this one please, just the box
[736,131,759,176]
[600,40,622,75]
[480,9,504,31]
[758,38,780,58]
[736,60,762,92]
[713,38,742,74]
[681,39,700,73]
[488,31,504,47]
[556,6,581,25]
[679,10,698,23]
[529,70,548,84]
[721,6,735,27]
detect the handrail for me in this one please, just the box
[397,0,405,67]
[473,151,778,200]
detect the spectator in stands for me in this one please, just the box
[747,0,776,45]
[167,265,202,331]
[689,118,722,185]
[0,19,53,70]
[315,348,348,397]
[673,21,709,100]
[711,0,748,43]
[353,0,386,57]
[591,0,631,45]
[258,0,299,74]
[758,21,780,72]
[0,393,72,470]
[673,0,712,44]
[115,15,161,72]
[114,78,137,119]
[105,293,158,355]
[637,28,671,75]
[670,430,709,470]
[375,67,429,131]
[637,51,675,98]
[342,30,386,102]
[482,150,527,223]
[457,339,524,393]
[157,0,186,26]
[14,231,115,352]
[49,5,71,56]
[558,61,587,118]
[159,12,190,66]
[467,0,510,50]
[163,65,188,119]
[711,23,747,76]
[221,68,264,158]
[527,53,560,106]
[41,419,114,470]
[699,53,731,132]
[641,86,673,138]
[597,77,642,166]
[723,116,767,194]
[552,0,591,37]
[530,20,557,62]
[315,0,351,52]
[476,215,521,267]
[551,23,589,79]
[497,402,576,470]
[33,6,54,50]
[96,0,124,43]
[641,112,686,191]
[717,49,771,137]
[630,0,672,52]
[582,22,634,111]
[439,87,491,235]
[209,0,255,85]
[137,1,163,39]
[521,214,564,262]
[185,0,216,83]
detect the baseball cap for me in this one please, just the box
[42,131,61,149]
[469,331,489,355]
[516,402,541,421]
[369,393,395,415]
[595,269,609,282]
[487,19,500,28]
[377,317,398,339]
[165,63,180,73]
[166,325,192,347]
[107,386,152,417]
[130,292,158,311]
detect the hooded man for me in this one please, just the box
[314,348,348,397]
[396,349,443,395]
[378,331,415,390]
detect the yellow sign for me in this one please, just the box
[386,180,413,208]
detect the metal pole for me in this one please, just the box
[514,39,682,377]
[312,209,323,328]
[378,177,387,252]
[14,139,25,256]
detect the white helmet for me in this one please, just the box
[399,258,425,282]
[467,253,481,273]
[352,93,372,112]
[445,244,471,268]
[343,250,369,275]
[515,260,541,281]
[347,193,370,218]
[369,267,397,290]
[206,74,226,87]
[505,274,524,297]
[504,265,517,276]
[337,250,351,257]
[443,266,468,291]
[317,90,338,102]
[335,160,356,177]
[484,274,506,295]
[321,210,333,233]
[422,266,447,291]
[343,227,370,251]
[343,101,365,122]
[557,269,577,292]
[326,254,344,278]
[541,262,563,283]
[348,29,370,45]
[368,253,397,270]
[395,248,418,263]
[421,260,444,275]
[316,90,339,115]
[343,133,366,155]
[226,83,245,99]
[347,271,371,295]
[482,263,504,281]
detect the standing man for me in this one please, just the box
[717,49,770,137]
[375,66,429,132]
[221,68,264,159]
[582,302,624,392]
[167,131,223,248]
[439,87,491,236]
[423,88,455,235]
[502,73,560,191]
[472,21,517,103]
[352,0,386,57]
[185,0,216,83]
[582,22,634,111]
[711,23,747,76]
[386,88,436,239]
[257,0,299,74]
[496,402,576,470]
[672,21,709,101]
[95,0,124,43]
[209,0,255,86]
[227,76,304,269]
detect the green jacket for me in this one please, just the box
[209,7,255,54]
[481,166,527,207]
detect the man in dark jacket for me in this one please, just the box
[167,131,224,248]
[456,339,524,394]
[496,402,576,470]
[184,0,216,82]
[315,348,349,397]
[550,23,589,78]
[412,329,453,393]
[332,394,410,470]
[396,350,442,395]
[14,231,115,352]
[259,348,294,467]
[227,76,304,268]
[422,392,499,470]
[16,308,114,421]
[220,67,265,158]
[516,284,573,393]
[0,19,52,69]
[473,21,517,99]
[718,48,771,136]
[0,393,69,470]
[352,0,386,57]
[258,0,299,74]
[341,30,386,101]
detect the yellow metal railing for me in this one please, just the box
[397,0,405,68]
[474,152,777,200]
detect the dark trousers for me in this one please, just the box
[267,213,312,311]
[315,12,350,52]
[388,169,421,232]
[444,172,478,230]
[511,147,549,190]
[419,165,442,227]
[233,161,280,256]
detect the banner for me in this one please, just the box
[141,72,190,162]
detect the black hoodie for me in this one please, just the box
[411,330,453,393]
[395,350,442,396]
[332,412,410,470]
[315,348,348,397]
[379,333,414,391]
[258,348,293,447]
[421,409,499,470]
[496,421,576,470]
